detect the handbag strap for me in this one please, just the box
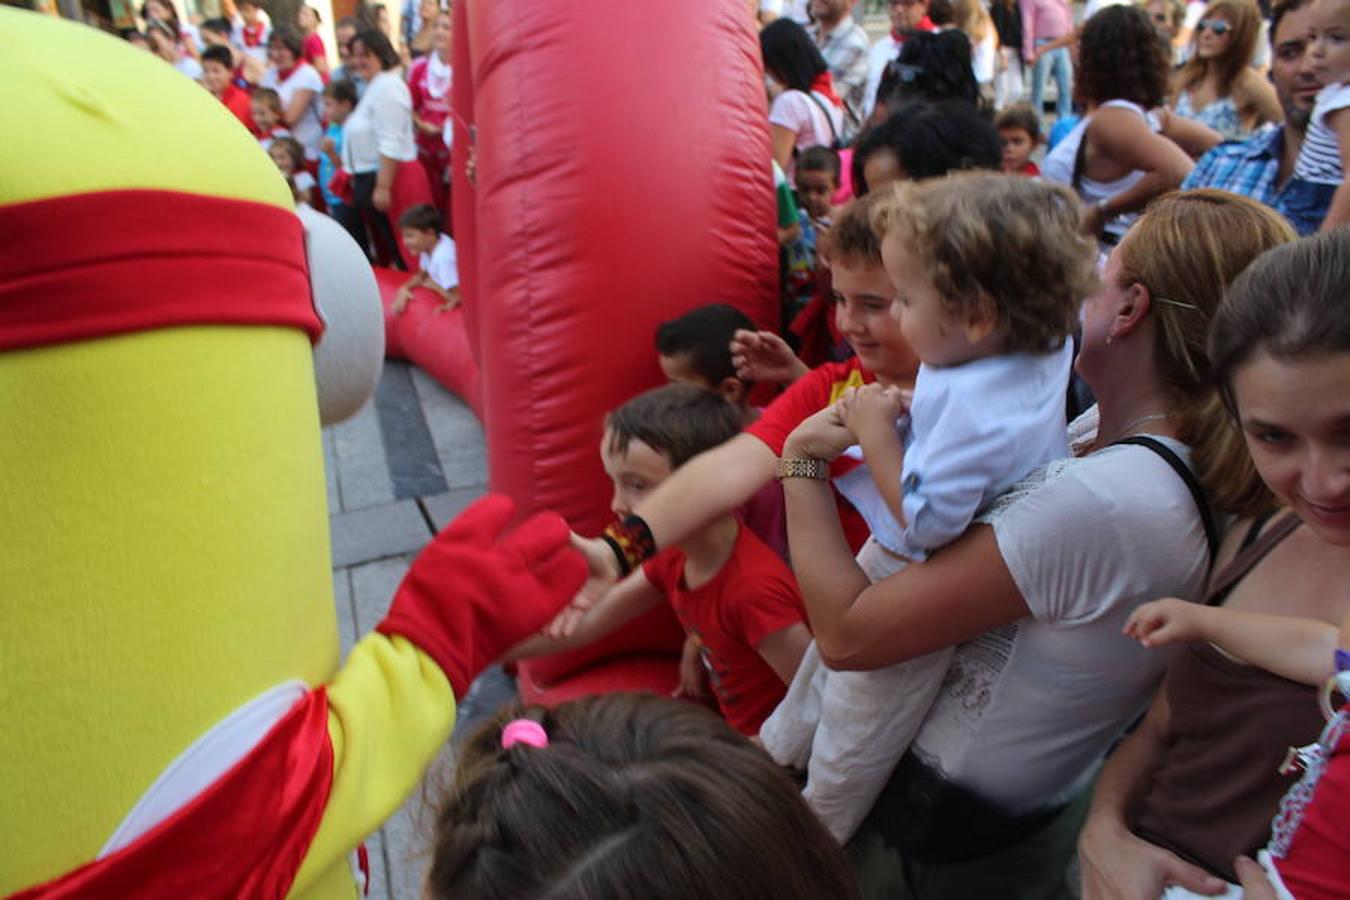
[802,90,843,150]
[1202,512,1301,607]
[1113,436,1220,564]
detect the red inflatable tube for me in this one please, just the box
[374,267,483,418]
[447,0,778,704]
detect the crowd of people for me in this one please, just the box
[107,0,1349,897]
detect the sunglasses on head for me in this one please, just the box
[1198,18,1231,34]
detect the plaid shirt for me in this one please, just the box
[812,18,870,132]
[1181,125,1287,208]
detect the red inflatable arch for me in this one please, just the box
[398,0,779,703]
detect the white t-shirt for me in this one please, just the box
[1083,0,1132,21]
[262,63,325,157]
[769,89,843,178]
[175,56,203,81]
[836,341,1074,562]
[907,413,1211,815]
[342,70,418,174]
[419,233,459,290]
[1294,82,1350,184]
[972,28,997,85]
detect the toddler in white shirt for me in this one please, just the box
[761,173,1097,843]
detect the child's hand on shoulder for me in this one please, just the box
[1124,597,1209,648]
[836,384,908,439]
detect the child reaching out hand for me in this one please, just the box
[760,173,1095,843]
[392,204,460,315]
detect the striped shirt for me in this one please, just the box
[1294,82,1350,184]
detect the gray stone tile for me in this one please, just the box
[331,391,396,512]
[333,568,357,661]
[381,747,453,900]
[348,555,414,632]
[330,500,431,569]
[420,486,489,532]
[410,367,487,490]
[375,361,449,500]
[364,826,393,900]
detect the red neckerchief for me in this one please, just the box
[9,689,335,899]
[0,190,321,352]
[809,71,842,108]
[275,63,298,83]
[892,17,937,41]
[242,21,265,47]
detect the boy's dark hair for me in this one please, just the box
[994,103,1040,140]
[268,25,305,59]
[1270,0,1312,46]
[336,14,361,31]
[397,203,442,232]
[201,44,234,69]
[872,173,1096,354]
[759,18,828,93]
[654,304,757,389]
[252,87,283,114]
[928,0,955,25]
[1077,5,1171,109]
[429,694,861,900]
[851,100,1001,194]
[350,25,401,70]
[796,146,842,184]
[324,78,359,105]
[200,16,232,37]
[606,384,744,469]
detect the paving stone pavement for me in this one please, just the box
[326,360,515,900]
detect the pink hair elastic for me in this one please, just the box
[501,719,549,750]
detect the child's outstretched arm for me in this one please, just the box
[502,567,664,661]
[731,328,810,387]
[1318,108,1350,231]
[836,384,909,526]
[1125,598,1338,687]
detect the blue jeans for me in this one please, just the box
[1031,40,1073,126]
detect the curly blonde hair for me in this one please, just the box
[870,173,1096,354]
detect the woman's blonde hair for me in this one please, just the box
[1115,189,1295,517]
[871,173,1096,354]
[953,0,992,45]
[1177,0,1263,97]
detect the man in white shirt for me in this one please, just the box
[808,0,871,136]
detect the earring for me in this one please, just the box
[1105,333,1114,345]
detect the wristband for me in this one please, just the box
[600,514,657,576]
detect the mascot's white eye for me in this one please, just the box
[299,205,384,425]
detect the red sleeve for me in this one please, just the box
[745,359,859,455]
[729,534,799,647]
[302,32,325,64]
[640,546,686,594]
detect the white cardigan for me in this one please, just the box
[341,69,417,174]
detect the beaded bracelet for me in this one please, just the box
[600,514,657,576]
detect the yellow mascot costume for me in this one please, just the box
[0,10,584,898]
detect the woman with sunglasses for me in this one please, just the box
[1172,0,1283,140]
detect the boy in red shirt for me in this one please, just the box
[201,45,254,132]
[508,385,811,736]
[996,104,1042,176]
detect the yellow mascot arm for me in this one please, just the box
[290,633,455,896]
[290,496,588,896]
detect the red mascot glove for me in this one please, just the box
[376,494,586,697]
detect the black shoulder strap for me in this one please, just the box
[1113,436,1220,565]
[803,90,843,151]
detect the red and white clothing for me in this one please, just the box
[642,525,807,736]
[407,52,453,184]
[235,19,270,63]
[769,88,844,180]
[746,357,873,553]
[261,63,325,158]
